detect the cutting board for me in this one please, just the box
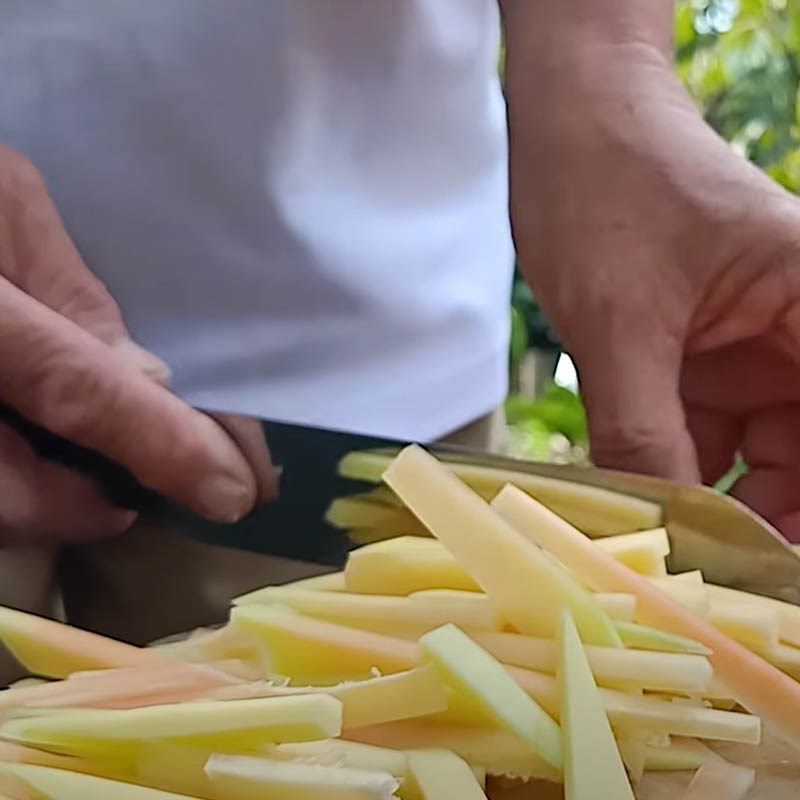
[491,729,800,799]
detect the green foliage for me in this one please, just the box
[506,385,588,445]
[509,305,529,382]
[510,271,560,353]
[714,454,749,493]
[505,385,589,462]
[676,0,800,190]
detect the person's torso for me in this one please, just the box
[0,1,513,440]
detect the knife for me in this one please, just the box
[2,401,799,603]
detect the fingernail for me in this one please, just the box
[264,465,283,503]
[197,474,254,523]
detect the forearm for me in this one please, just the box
[499,0,706,272]
[499,0,674,77]
[498,0,727,351]
[500,0,684,147]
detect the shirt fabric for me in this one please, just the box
[0,1,514,441]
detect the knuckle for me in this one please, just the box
[52,274,120,329]
[589,419,678,466]
[27,347,123,445]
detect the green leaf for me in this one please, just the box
[506,384,588,446]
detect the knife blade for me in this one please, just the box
[2,401,799,602]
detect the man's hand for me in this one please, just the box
[0,143,277,545]
[502,1,800,539]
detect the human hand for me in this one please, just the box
[0,144,277,545]
[506,46,800,539]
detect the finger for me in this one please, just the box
[211,414,281,505]
[730,466,800,534]
[0,278,257,522]
[0,424,136,546]
[684,405,741,485]
[0,149,169,381]
[776,512,800,544]
[681,337,800,414]
[735,406,800,540]
[1,150,126,341]
[740,405,800,469]
[574,333,700,482]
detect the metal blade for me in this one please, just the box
[2,401,795,601]
[138,419,800,603]
[426,448,800,603]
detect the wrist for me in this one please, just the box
[505,47,697,170]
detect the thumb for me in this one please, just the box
[574,333,700,483]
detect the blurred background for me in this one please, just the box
[507,0,800,465]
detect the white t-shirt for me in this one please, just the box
[0,1,513,440]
